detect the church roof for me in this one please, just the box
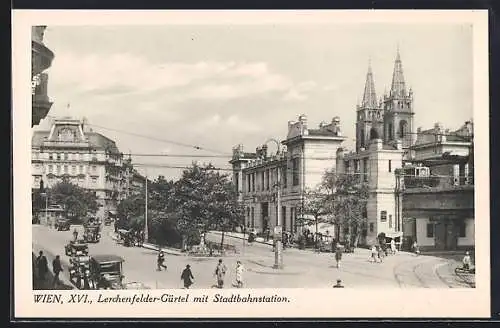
[390,48,407,97]
[31,130,120,153]
[361,62,378,108]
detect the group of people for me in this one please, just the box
[34,250,64,288]
[156,251,245,289]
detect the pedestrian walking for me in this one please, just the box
[214,259,227,288]
[73,228,79,242]
[377,245,384,263]
[181,264,194,289]
[235,261,244,288]
[157,250,167,271]
[462,251,472,271]
[333,279,344,288]
[390,239,397,255]
[334,243,343,269]
[52,255,63,287]
[412,241,420,256]
[36,251,49,285]
[369,245,378,263]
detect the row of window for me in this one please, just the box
[245,206,298,233]
[244,159,300,193]
[42,176,100,185]
[43,164,99,175]
[39,152,100,162]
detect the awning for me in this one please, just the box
[108,211,117,217]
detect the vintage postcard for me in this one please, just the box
[13,10,490,318]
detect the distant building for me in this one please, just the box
[32,26,55,127]
[31,117,128,220]
[230,114,346,234]
[399,120,474,251]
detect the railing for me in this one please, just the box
[403,176,473,189]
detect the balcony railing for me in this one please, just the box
[403,176,473,190]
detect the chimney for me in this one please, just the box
[261,144,268,159]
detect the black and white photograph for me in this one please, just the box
[14,10,490,318]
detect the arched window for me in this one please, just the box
[370,127,379,140]
[399,120,408,138]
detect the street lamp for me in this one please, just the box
[39,192,49,227]
[264,138,284,270]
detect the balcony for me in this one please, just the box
[32,40,54,76]
[402,176,473,190]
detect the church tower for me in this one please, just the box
[383,48,415,149]
[356,61,384,152]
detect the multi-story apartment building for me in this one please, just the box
[230,114,346,235]
[31,117,128,223]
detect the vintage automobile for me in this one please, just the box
[89,255,126,289]
[65,240,89,257]
[69,255,92,289]
[55,218,71,231]
[104,217,112,226]
[83,224,101,243]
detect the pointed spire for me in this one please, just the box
[390,47,406,98]
[361,60,378,108]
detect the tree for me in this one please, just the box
[170,163,244,250]
[48,178,99,222]
[302,186,331,248]
[332,173,369,247]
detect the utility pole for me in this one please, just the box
[144,170,148,243]
[273,164,284,269]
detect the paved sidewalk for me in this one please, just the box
[32,250,75,290]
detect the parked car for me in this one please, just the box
[56,218,71,231]
[89,255,126,289]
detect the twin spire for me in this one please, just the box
[361,47,407,109]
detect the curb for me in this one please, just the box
[109,231,184,256]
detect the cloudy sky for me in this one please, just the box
[35,23,473,180]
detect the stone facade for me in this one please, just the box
[230,114,345,235]
[31,117,130,220]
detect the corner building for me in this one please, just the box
[230,115,346,234]
[31,117,129,222]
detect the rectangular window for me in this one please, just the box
[369,223,374,233]
[56,153,61,160]
[380,210,387,222]
[291,207,296,232]
[251,207,255,227]
[426,223,434,238]
[92,177,98,185]
[363,158,368,182]
[389,214,393,228]
[247,174,251,192]
[79,165,84,174]
[459,221,466,238]
[292,157,300,186]
[261,171,265,191]
[64,153,68,160]
[92,165,97,172]
[247,207,250,227]
[49,153,53,160]
[389,160,392,173]
[64,165,69,174]
[56,165,61,174]
[48,165,53,173]
[282,206,286,231]
[252,173,256,192]
[266,170,270,190]
[283,165,287,187]
[235,172,239,192]
[71,165,76,175]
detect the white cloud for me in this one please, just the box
[282,80,317,102]
[50,52,295,101]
